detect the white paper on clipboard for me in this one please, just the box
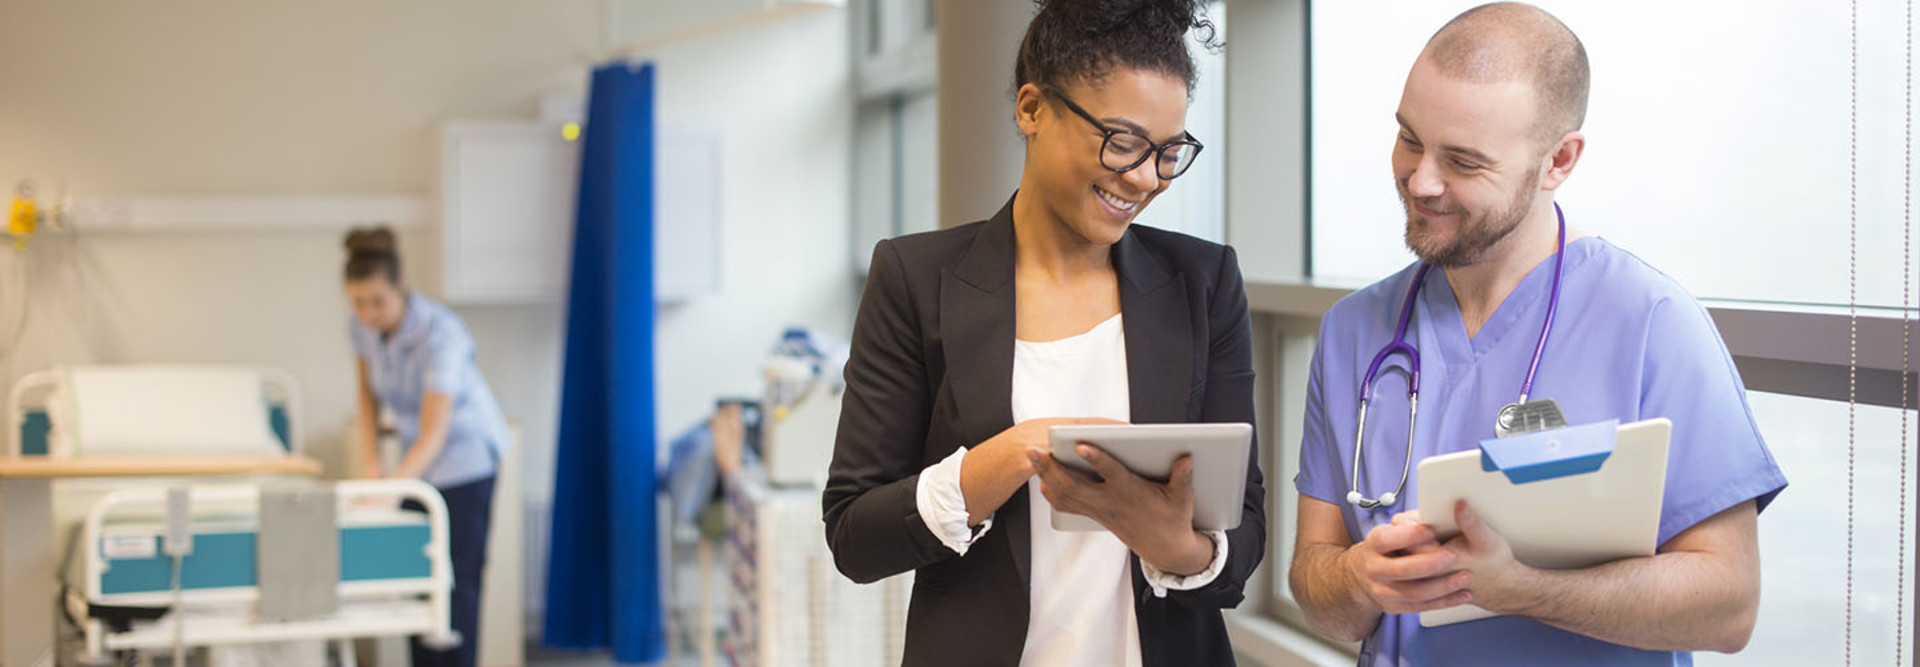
[1414,417,1671,627]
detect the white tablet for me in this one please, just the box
[1046,423,1253,532]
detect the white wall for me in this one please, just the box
[0,0,856,634]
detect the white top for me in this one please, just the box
[913,314,1229,666]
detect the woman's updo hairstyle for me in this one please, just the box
[1013,0,1219,98]
[343,226,401,285]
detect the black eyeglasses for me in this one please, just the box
[1044,88,1204,180]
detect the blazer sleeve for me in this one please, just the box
[822,238,959,583]
[1163,244,1267,609]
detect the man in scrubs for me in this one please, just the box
[1288,3,1787,665]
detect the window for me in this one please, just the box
[853,91,939,273]
[1308,0,1914,308]
[852,0,937,273]
[1135,3,1229,243]
[1268,324,1319,615]
[1696,392,1917,665]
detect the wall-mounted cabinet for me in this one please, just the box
[438,121,579,304]
[438,120,719,305]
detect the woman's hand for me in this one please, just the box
[388,392,453,481]
[959,417,1127,526]
[1030,445,1215,576]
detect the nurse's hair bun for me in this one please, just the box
[343,226,402,284]
[1015,0,1218,96]
[344,226,397,258]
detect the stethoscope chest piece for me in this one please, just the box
[1495,398,1568,438]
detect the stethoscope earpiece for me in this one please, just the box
[1345,490,1396,509]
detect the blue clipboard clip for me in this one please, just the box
[1478,419,1620,484]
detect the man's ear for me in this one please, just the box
[1540,130,1585,192]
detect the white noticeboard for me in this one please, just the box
[1414,418,1671,627]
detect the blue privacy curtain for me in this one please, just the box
[544,61,665,663]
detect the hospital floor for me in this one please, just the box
[524,646,620,667]
[136,646,678,667]
[524,644,692,667]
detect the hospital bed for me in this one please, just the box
[7,365,456,666]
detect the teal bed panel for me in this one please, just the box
[99,532,256,595]
[97,522,432,595]
[342,524,435,580]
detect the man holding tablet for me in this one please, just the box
[1287,4,1787,665]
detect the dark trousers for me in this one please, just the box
[402,476,495,667]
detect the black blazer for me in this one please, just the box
[822,196,1266,667]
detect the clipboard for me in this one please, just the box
[1413,417,1671,627]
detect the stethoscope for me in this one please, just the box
[1344,203,1568,509]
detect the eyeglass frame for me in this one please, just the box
[1042,87,1205,180]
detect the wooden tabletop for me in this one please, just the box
[0,456,323,478]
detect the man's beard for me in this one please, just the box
[1398,167,1540,268]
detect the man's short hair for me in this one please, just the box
[1424,2,1590,147]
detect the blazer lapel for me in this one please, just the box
[1115,229,1191,426]
[1116,230,1189,605]
[938,197,1031,588]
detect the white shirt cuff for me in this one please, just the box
[915,446,993,556]
[1139,529,1229,598]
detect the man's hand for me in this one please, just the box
[1351,511,1474,614]
[1439,500,1536,615]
